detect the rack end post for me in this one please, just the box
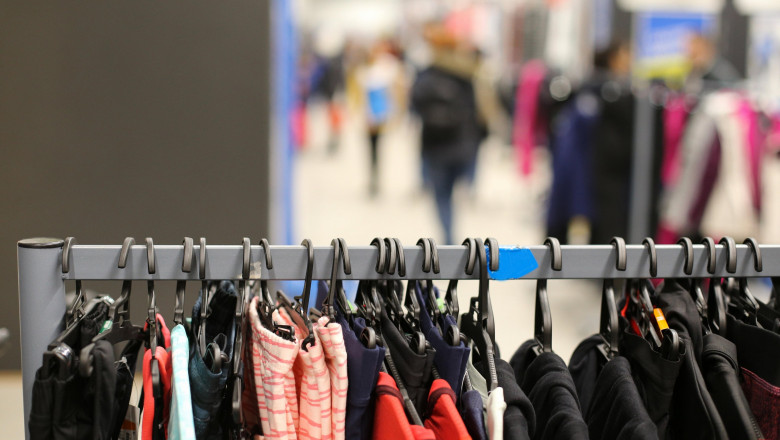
[18,237,65,439]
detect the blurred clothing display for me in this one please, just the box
[513,60,548,178]
[658,91,762,242]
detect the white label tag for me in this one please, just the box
[117,404,139,440]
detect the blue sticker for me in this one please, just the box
[488,247,539,280]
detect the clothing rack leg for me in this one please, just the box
[17,238,65,440]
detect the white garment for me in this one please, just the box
[699,92,759,238]
[486,387,506,440]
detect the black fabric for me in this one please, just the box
[726,313,780,387]
[511,342,588,440]
[509,340,537,384]
[87,340,116,440]
[656,280,728,440]
[586,356,658,440]
[29,299,111,440]
[379,309,436,416]
[619,320,682,440]
[486,357,536,440]
[702,332,763,439]
[109,339,143,440]
[567,334,606,417]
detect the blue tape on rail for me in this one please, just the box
[487,247,538,280]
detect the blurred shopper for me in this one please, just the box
[357,39,405,197]
[309,48,346,154]
[684,33,741,95]
[411,23,483,244]
[546,41,635,244]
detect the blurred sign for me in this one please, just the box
[619,0,723,13]
[634,12,716,82]
[735,0,780,13]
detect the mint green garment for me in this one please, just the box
[168,324,196,439]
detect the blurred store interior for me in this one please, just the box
[4,0,780,436]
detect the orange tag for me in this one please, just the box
[653,308,669,331]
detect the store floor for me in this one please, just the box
[295,105,602,366]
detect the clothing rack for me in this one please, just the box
[16,237,780,437]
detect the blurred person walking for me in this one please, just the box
[358,40,405,197]
[685,33,741,96]
[411,23,484,244]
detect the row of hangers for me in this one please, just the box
[44,234,780,434]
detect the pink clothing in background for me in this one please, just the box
[661,95,689,187]
[737,98,763,213]
[513,60,546,178]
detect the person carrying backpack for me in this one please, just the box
[411,23,484,244]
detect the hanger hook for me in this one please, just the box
[485,238,499,272]
[677,237,693,276]
[242,237,251,280]
[145,237,156,275]
[259,238,273,270]
[743,238,762,272]
[62,237,76,273]
[416,238,432,273]
[393,238,405,277]
[642,237,658,278]
[544,237,562,271]
[719,236,737,274]
[182,237,194,273]
[301,239,314,309]
[610,237,627,271]
[119,237,135,269]
[199,237,207,280]
[370,238,386,274]
[338,238,351,274]
[701,237,716,274]
[462,238,477,275]
[383,238,397,275]
[429,238,441,274]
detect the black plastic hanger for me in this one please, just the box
[723,237,758,326]
[62,237,86,325]
[109,237,136,323]
[598,237,623,361]
[738,238,780,330]
[145,237,162,399]
[198,237,210,355]
[174,237,194,326]
[702,238,727,335]
[459,237,499,392]
[277,239,317,351]
[323,238,352,324]
[78,238,146,377]
[444,238,476,322]
[624,238,662,349]
[230,238,252,429]
[533,238,559,356]
[425,237,460,346]
[355,239,384,327]
[49,237,96,352]
[258,238,275,306]
[401,239,427,332]
[419,238,442,330]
